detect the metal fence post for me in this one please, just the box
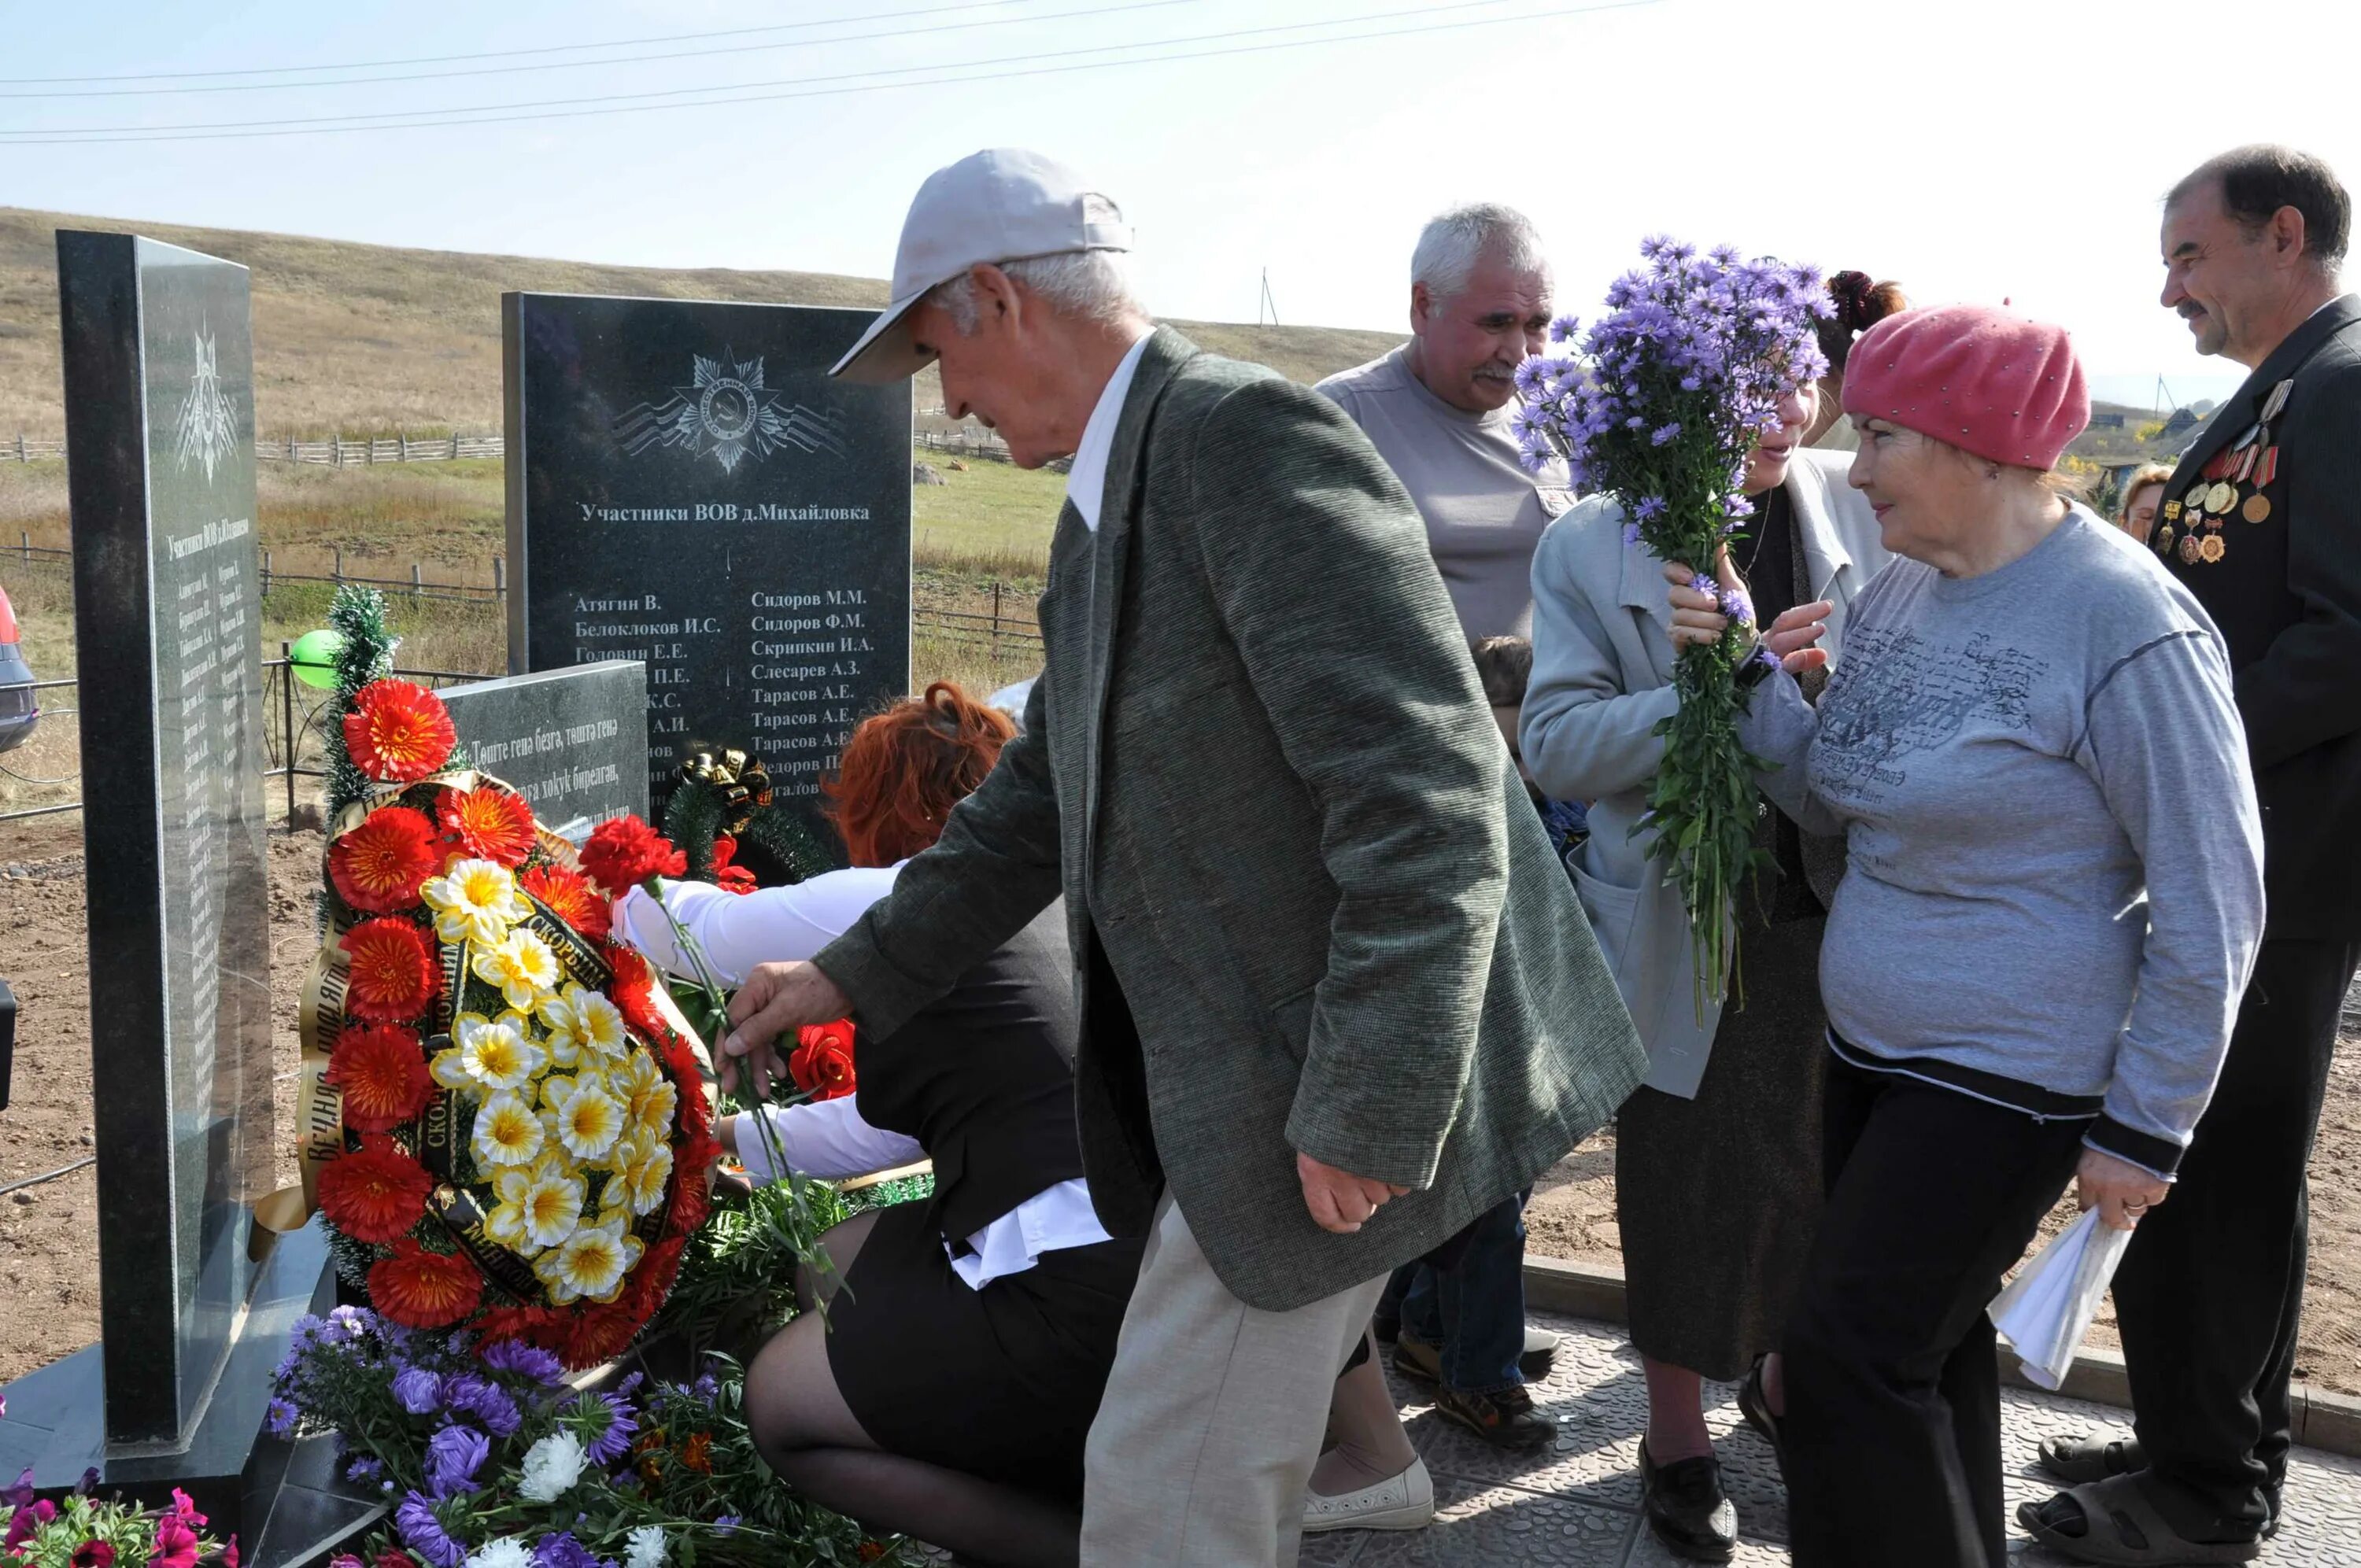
[412,563,423,599]
[493,556,504,600]
[262,548,272,595]
[334,546,344,583]
[280,643,297,825]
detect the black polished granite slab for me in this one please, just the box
[57,230,276,1449]
[440,660,650,840]
[503,293,910,848]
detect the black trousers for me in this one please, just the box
[1782,1053,2085,1568]
[2112,935,2361,1538]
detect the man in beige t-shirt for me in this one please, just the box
[1317,202,1572,641]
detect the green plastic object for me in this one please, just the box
[289,628,345,689]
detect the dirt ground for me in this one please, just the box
[1526,1028,2361,1396]
[6,807,2361,1398]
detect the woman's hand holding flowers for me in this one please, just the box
[1663,553,1833,676]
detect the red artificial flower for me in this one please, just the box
[374,1551,420,1568]
[325,1024,434,1132]
[72,1540,116,1568]
[340,918,441,1023]
[150,1516,199,1568]
[789,1020,857,1102]
[578,814,685,898]
[556,1304,643,1371]
[519,864,611,942]
[327,806,442,914]
[342,681,456,784]
[317,1135,431,1245]
[710,836,756,895]
[437,787,536,868]
[369,1238,483,1329]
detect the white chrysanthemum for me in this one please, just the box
[422,858,532,947]
[544,1073,626,1162]
[624,1526,667,1568]
[533,1215,642,1304]
[473,928,562,1013]
[466,1538,534,1568]
[515,1430,587,1503]
[471,1090,545,1168]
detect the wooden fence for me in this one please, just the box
[4,432,502,464]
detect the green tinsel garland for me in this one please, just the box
[321,585,398,825]
[663,773,839,888]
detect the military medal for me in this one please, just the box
[2260,378,2293,422]
[2179,533,2204,564]
[2243,493,2271,523]
[2256,446,2278,487]
[2163,500,2182,521]
[2205,481,2235,514]
[2155,525,2177,554]
[2199,534,2226,563]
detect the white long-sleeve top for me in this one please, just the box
[616,869,1110,1289]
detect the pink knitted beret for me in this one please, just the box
[1841,304,2089,470]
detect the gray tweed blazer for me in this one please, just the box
[815,329,1644,1311]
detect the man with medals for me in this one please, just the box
[2027,145,2361,1565]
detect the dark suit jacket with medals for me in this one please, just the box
[816,329,1646,1312]
[2152,294,2361,939]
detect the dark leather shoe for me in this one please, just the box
[1434,1382,1555,1451]
[1640,1441,1738,1562]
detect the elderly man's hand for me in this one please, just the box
[1297,1152,1410,1234]
[2076,1147,2169,1231]
[720,961,852,1101]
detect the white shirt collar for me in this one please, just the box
[1066,329,1155,533]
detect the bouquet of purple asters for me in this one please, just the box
[1513,237,1831,1005]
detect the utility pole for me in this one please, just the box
[1258,267,1280,328]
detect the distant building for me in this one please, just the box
[2161,407,2204,439]
[2088,412,2126,430]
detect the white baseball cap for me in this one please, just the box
[829,148,1132,383]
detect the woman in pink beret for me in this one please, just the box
[1668,305,2266,1566]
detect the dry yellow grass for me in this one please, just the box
[0,205,1401,438]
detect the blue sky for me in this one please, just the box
[5,0,2356,408]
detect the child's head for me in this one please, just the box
[1470,636,1534,780]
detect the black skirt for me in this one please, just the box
[827,1198,1144,1503]
[1616,894,1828,1382]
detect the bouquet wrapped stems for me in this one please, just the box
[1513,237,1833,1006]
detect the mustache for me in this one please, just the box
[2178,303,2207,320]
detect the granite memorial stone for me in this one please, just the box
[0,233,364,1561]
[503,293,911,849]
[440,660,650,840]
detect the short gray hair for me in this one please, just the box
[931,249,1146,334]
[1412,203,1549,301]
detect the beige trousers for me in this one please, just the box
[1079,1192,1389,1567]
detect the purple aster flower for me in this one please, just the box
[392,1367,444,1416]
[481,1341,567,1388]
[712,1518,739,1539]
[568,1391,639,1467]
[1650,422,1682,446]
[1634,496,1668,522]
[1718,585,1755,625]
[532,1533,610,1568]
[396,1493,466,1568]
[265,1397,300,1439]
[1621,521,1643,547]
[345,1455,383,1485]
[1687,571,1720,601]
[423,1423,491,1500]
[442,1375,523,1438]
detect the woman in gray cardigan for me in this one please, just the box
[1523,378,1886,1558]
[1671,306,2263,1566]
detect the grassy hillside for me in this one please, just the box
[0,206,1401,436]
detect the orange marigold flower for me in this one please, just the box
[520,864,611,941]
[326,1022,434,1132]
[579,815,685,898]
[328,806,442,913]
[341,918,442,1022]
[711,836,757,896]
[676,1431,713,1474]
[317,1134,431,1243]
[370,1238,483,1329]
[343,680,456,784]
[437,786,537,868]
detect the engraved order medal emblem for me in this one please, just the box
[173,323,239,484]
[611,349,851,474]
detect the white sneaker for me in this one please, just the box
[1301,1456,1435,1533]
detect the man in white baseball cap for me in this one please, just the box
[726,148,1645,1566]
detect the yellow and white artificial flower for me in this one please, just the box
[616,1134,674,1216]
[473,927,562,1013]
[471,1089,546,1168]
[430,1011,546,1097]
[485,1156,587,1254]
[537,985,629,1068]
[611,1050,679,1142]
[541,1072,626,1164]
[533,1214,643,1304]
[422,858,533,947]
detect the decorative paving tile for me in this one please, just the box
[1347,1479,1638,1566]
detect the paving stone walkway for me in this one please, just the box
[1294,1312,2361,1566]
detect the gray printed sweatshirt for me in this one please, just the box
[1738,507,2264,1175]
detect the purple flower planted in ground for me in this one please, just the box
[423,1424,491,1500]
[395,1494,466,1568]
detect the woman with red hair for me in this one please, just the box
[618,681,1140,1568]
